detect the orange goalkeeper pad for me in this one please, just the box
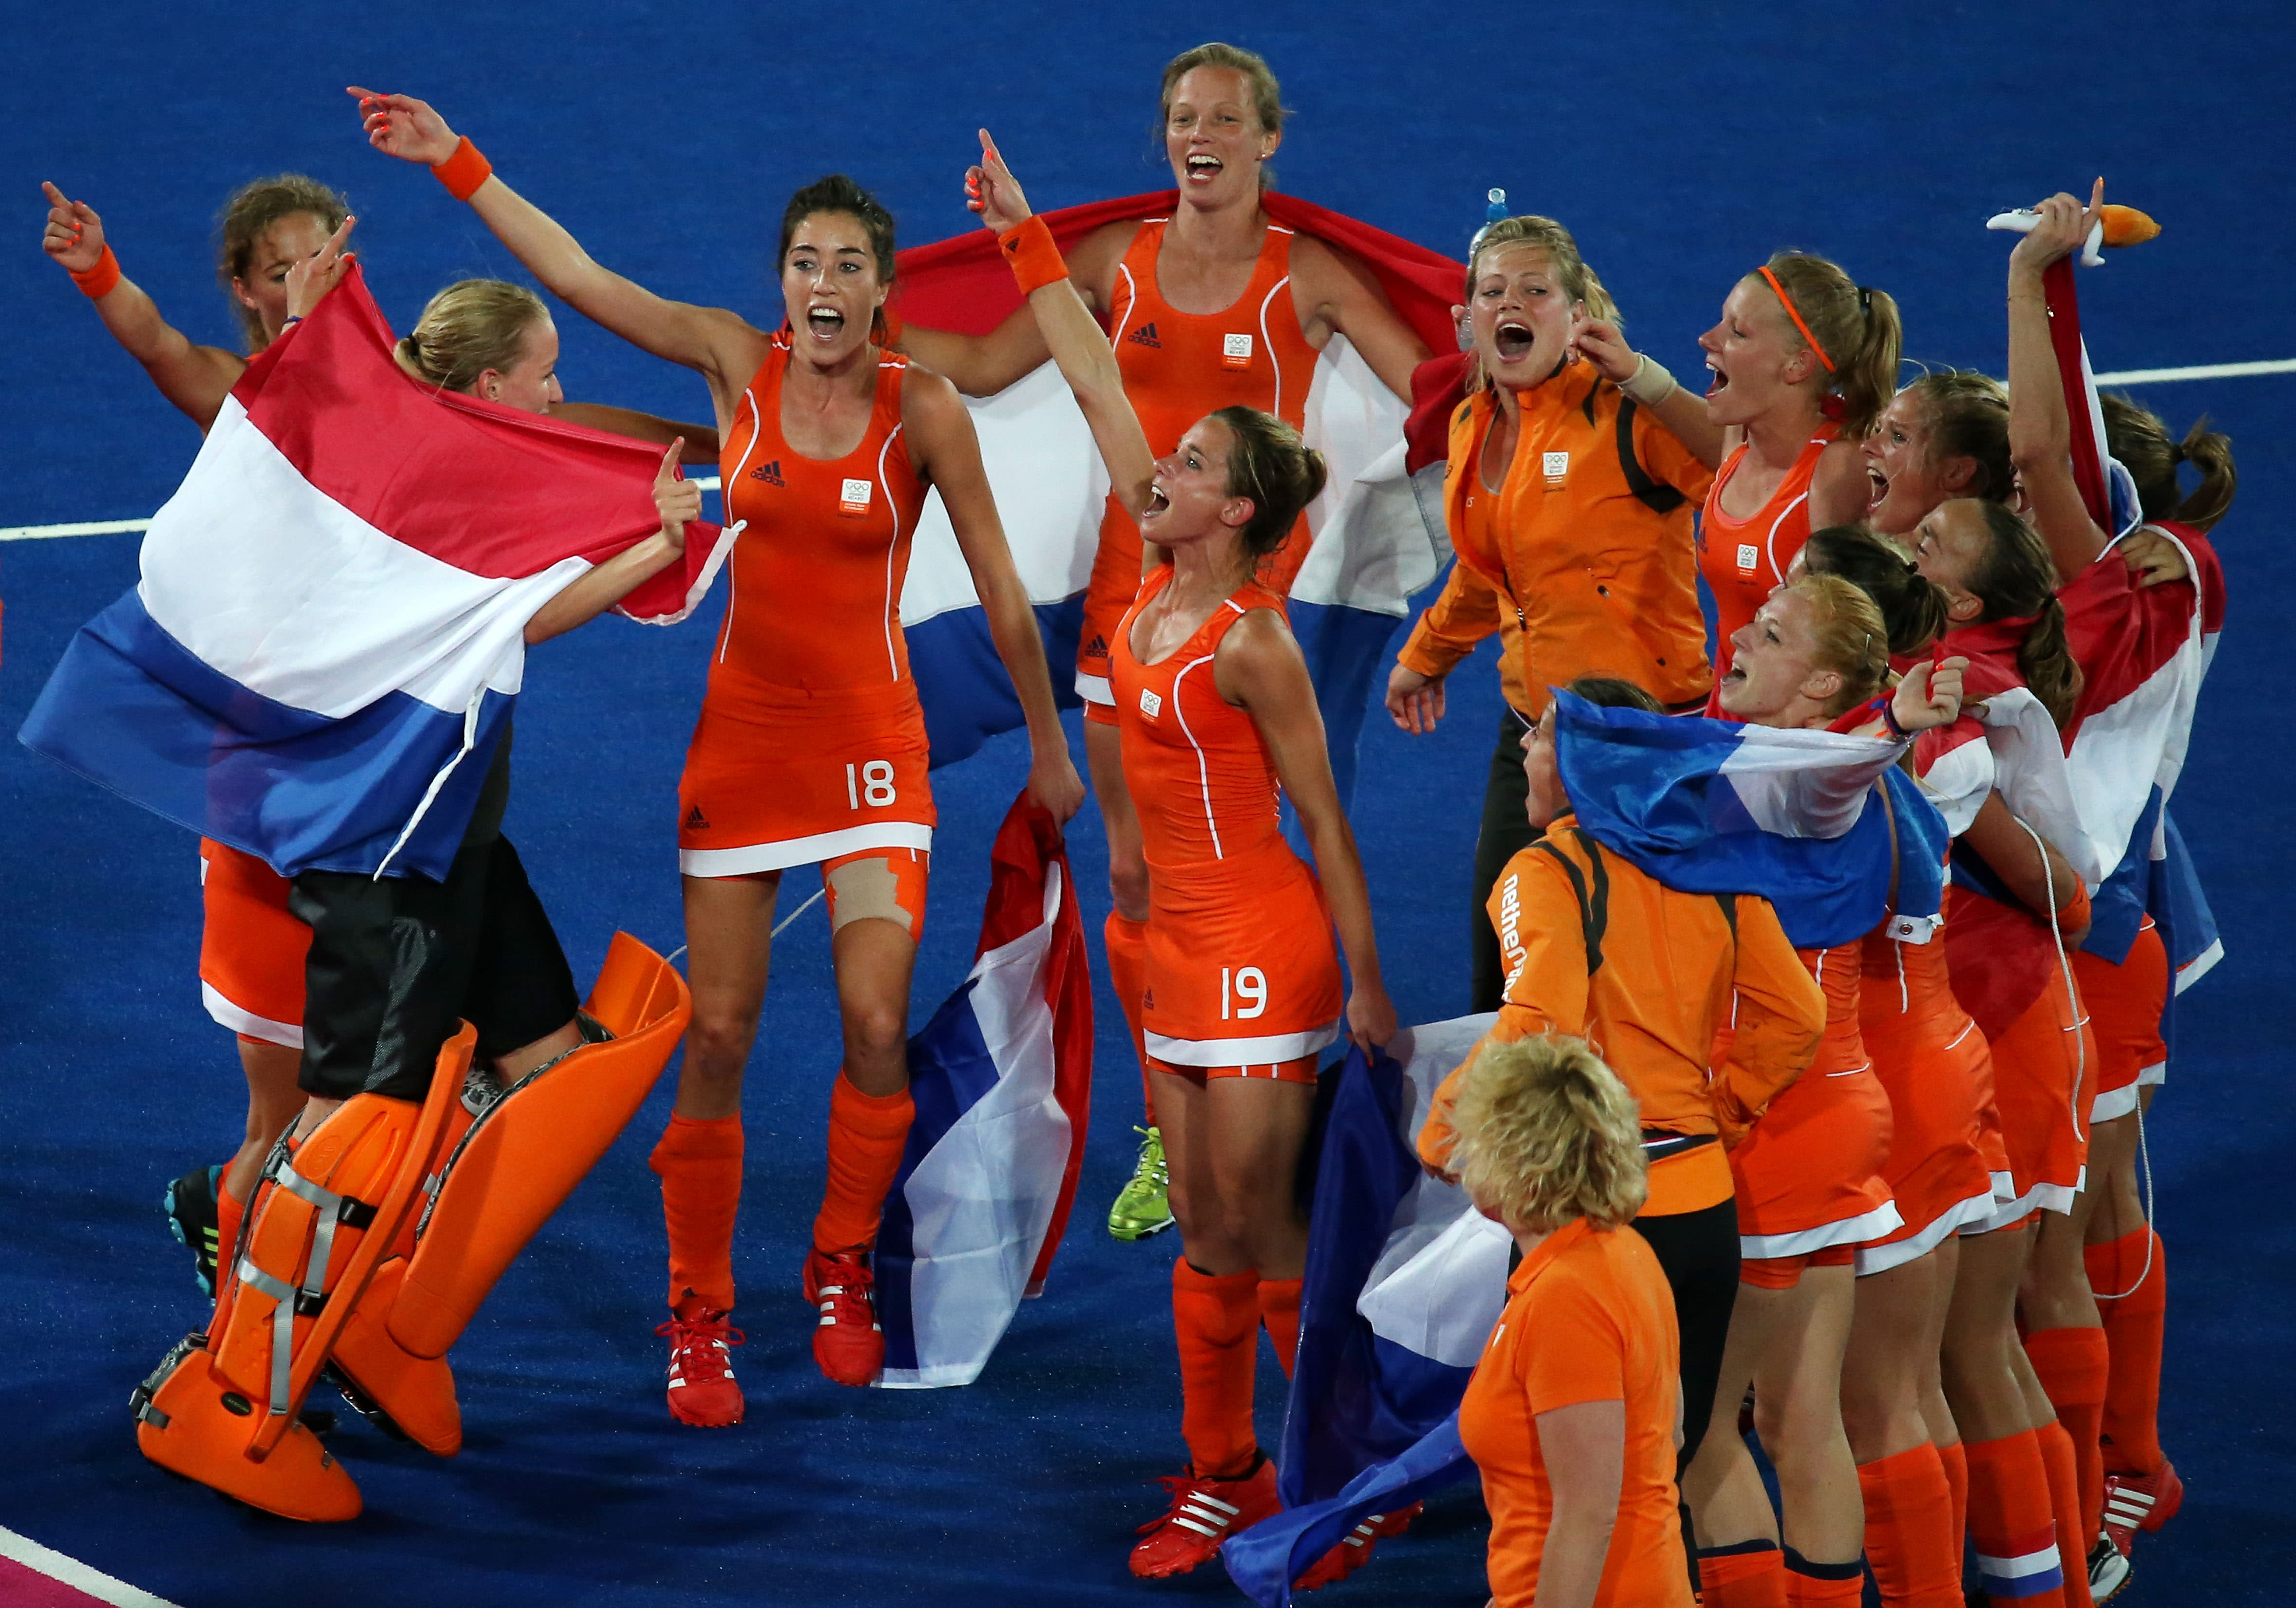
[386,932,691,1360]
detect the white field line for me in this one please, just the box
[2092,357,2296,384]
[0,1524,184,1608]
[0,474,725,543]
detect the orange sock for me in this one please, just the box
[2086,1227,2165,1475]
[1938,1438,1968,1549]
[1258,1277,1301,1379]
[650,1112,744,1316]
[2026,1327,2109,1552]
[1966,1429,2066,1607]
[2034,1419,2093,1607]
[1858,1444,1960,1607]
[813,1074,915,1256]
[1104,912,1152,1124]
[1698,1542,1786,1608]
[214,1168,247,1287]
[1783,1549,1865,1606]
[1173,1260,1261,1479]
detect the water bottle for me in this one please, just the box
[1470,188,1508,255]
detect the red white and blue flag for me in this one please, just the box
[874,795,1093,1389]
[18,266,730,880]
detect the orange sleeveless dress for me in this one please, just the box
[1077,220,1323,711]
[1727,939,1899,1280]
[1699,427,1838,681]
[1111,567,1342,1078]
[1856,909,2010,1269]
[677,338,936,878]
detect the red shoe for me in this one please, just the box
[1129,1457,1282,1579]
[804,1246,884,1387]
[657,1309,746,1427]
[1291,1501,1424,1590]
[2101,1459,2183,1556]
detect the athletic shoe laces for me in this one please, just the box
[656,1312,745,1385]
[813,1251,878,1330]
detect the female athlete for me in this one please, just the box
[966,129,1394,1577]
[354,90,1084,1413]
[903,43,1431,1240]
[1382,214,1721,1011]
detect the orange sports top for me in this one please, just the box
[1110,566,1289,875]
[1102,220,1325,589]
[1800,939,1868,1079]
[1458,1218,1695,1608]
[710,337,927,702]
[1419,819,1824,1213]
[1402,372,1715,714]
[1394,492,1531,712]
[1699,425,1838,680]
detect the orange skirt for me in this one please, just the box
[2072,919,2168,1123]
[1140,840,1342,1070]
[1730,1058,1899,1257]
[1855,950,2004,1273]
[1982,961,2097,1220]
[198,839,307,1047]
[678,678,934,878]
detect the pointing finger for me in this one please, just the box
[41,180,66,208]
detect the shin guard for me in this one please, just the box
[331,936,689,1450]
[133,1026,473,1521]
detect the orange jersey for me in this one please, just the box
[1727,941,1898,1255]
[1459,1218,1695,1608]
[679,340,936,872]
[1414,374,1713,716]
[1421,819,1824,1215]
[1857,917,2007,1265]
[712,337,928,697]
[1112,566,1341,1066]
[1077,220,1324,702]
[1699,427,1838,679]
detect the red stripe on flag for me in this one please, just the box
[229,266,719,608]
[2041,259,2110,527]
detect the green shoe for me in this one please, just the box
[1108,1125,1175,1241]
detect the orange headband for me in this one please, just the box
[1758,265,1835,374]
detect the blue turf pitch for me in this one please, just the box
[1,2,2290,1601]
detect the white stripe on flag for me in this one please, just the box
[0,1524,185,1608]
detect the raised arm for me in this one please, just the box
[1217,609,1396,1051]
[1287,233,1432,401]
[902,364,1085,823]
[351,88,761,402]
[41,182,250,430]
[2007,181,2112,578]
[550,403,720,465]
[966,132,1158,519]
[1575,319,1727,469]
[523,440,694,644]
[896,305,1053,399]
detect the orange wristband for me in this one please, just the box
[998,216,1067,296]
[431,136,494,202]
[70,245,121,300]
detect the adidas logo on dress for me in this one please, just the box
[684,805,710,830]
[1128,323,1161,347]
[750,460,784,485]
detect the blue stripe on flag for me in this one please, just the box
[19,587,511,880]
[2082,787,2165,966]
[875,975,997,1373]
[910,598,1083,771]
[1224,1413,1477,1608]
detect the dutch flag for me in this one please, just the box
[888,193,1464,801]
[1223,1019,1499,1607]
[873,795,1093,1389]
[18,266,730,880]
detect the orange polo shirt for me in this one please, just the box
[1458,1217,1695,1608]
[1419,818,1824,1213]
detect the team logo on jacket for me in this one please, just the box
[1222,332,1253,369]
[1138,688,1163,719]
[749,460,784,486]
[1542,450,1569,490]
[1128,323,1161,347]
[839,478,873,517]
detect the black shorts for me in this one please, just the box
[291,836,579,1103]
